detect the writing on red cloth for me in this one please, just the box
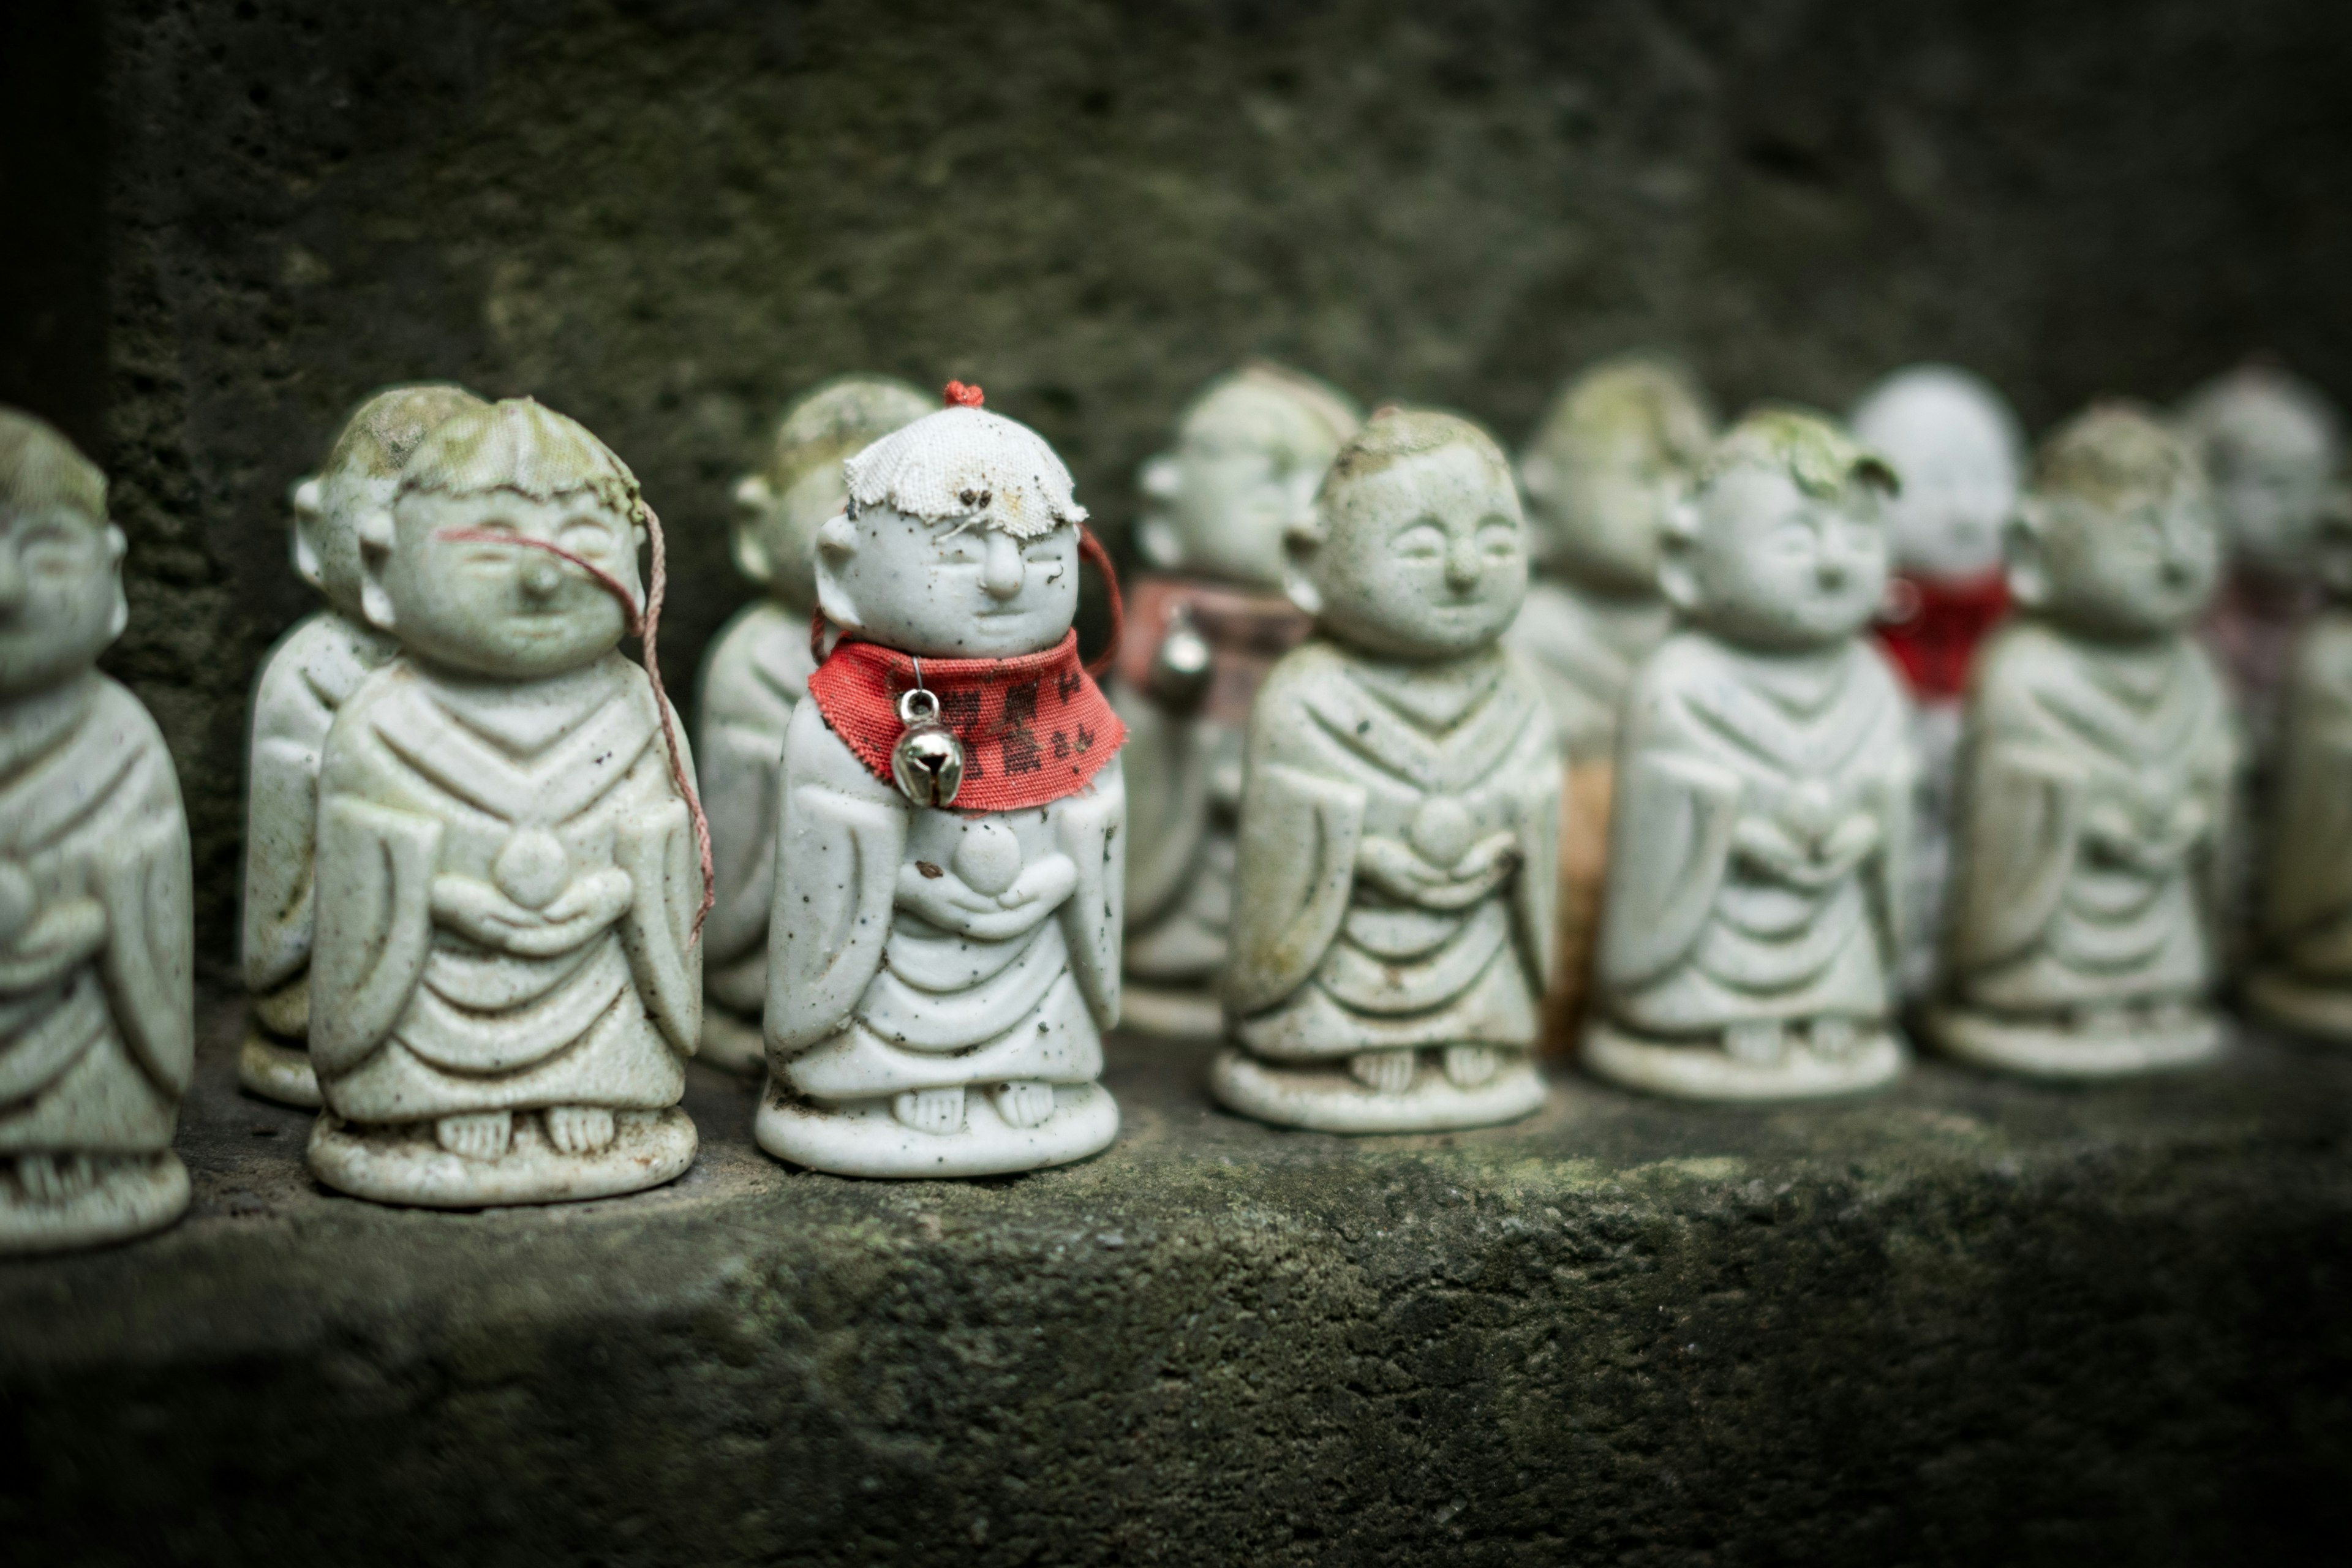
[807,631,1126,811]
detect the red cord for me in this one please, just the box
[434,518,717,943]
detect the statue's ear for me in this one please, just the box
[1281,508,1327,618]
[356,506,399,631]
[290,475,326,592]
[1135,514,1183,571]
[813,511,862,628]
[1656,495,1705,614]
[1137,453,1181,503]
[2005,499,2051,610]
[731,475,775,585]
[105,525,129,638]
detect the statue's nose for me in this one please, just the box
[1444,538,1482,590]
[521,557,564,599]
[1816,559,1849,592]
[982,532,1025,601]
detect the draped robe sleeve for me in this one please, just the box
[96,802,195,1097]
[1222,664,1368,1019]
[764,697,910,1055]
[309,792,442,1077]
[1055,755,1126,1029]
[1504,713,1562,993]
[1594,736,1740,994]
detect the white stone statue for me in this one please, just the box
[1117,363,1359,1037]
[1504,352,1714,1049]
[306,398,705,1207]
[1849,364,2026,998]
[1928,404,2236,1078]
[695,375,931,1073]
[1216,407,1557,1133]
[760,386,1126,1178]
[241,383,484,1107]
[2179,362,2342,758]
[1583,409,1913,1102]
[0,409,194,1252]
[2247,488,2352,1040]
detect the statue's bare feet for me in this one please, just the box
[1807,1017,1858,1059]
[1441,1044,1497,1087]
[545,1106,616,1156]
[435,1110,513,1162]
[1348,1050,1417,1095]
[991,1081,1057,1128]
[2073,1005,2132,1036]
[893,1087,966,1136]
[2144,998,2196,1031]
[16,1153,94,1203]
[1724,1020,1787,1065]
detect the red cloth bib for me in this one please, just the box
[807,631,1126,812]
[1874,570,2010,700]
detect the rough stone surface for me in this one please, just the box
[3,1016,2349,1564]
[70,0,2352,976]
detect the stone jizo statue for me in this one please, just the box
[761,386,1126,1178]
[1504,352,1714,1050]
[1584,409,1913,1101]
[241,383,484,1107]
[1849,364,2026,998]
[0,409,194,1252]
[1118,363,1358,1036]
[1928,403,2236,1077]
[2248,488,2352,1039]
[307,398,705,1206]
[695,375,931,1072]
[1217,407,1558,1133]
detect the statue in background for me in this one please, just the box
[760,387,1126,1177]
[1506,352,1714,1051]
[1117,364,1358,1037]
[241,383,484,1107]
[307,398,704,1207]
[1216,407,1556,1133]
[1583,409,1913,1101]
[2250,486,2352,1040]
[1929,404,2235,1077]
[1849,364,2026,998]
[696,375,930,1072]
[0,409,193,1252]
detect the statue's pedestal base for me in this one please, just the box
[0,1151,188,1255]
[2248,968,2352,1044]
[1118,981,1224,1039]
[698,1006,766,1076]
[1209,1046,1546,1132]
[1581,1020,1907,1102]
[757,1080,1119,1178]
[307,1107,696,1208]
[1926,1005,2228,1079]
[236,1027,322,1108]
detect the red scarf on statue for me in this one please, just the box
[807,631,1126,811]
[1874,570,2010,700]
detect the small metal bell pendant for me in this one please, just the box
[889,669,964,808]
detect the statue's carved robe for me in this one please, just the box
[311,655,701,1123]
[1117,578,1311,987]
[1224,642,1558,1057]
[1502,578,1671,765]
[2267,611,2352,977]
[1596,633,1912,1036]
[695,599,815,1016]
[241,609,397,1041]
[1946,621,2234,1013]
[765,699,1124,1101]
[0,675,191,1155]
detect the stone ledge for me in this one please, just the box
[4,1011,2350,1565]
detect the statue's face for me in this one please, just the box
[0,502,124,697]
[1872,427,2016,581]
[738,462,845,611]
[1137,432,1317,590]
[1302,444,1528,660]
[2030,489,2220,639]
[2209,423,2333,576]
[1674,466,1889,650]
[818,502,1079,658]
[1526,426,1681,595]
[376,489,638,677]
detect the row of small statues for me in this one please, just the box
[0,349,2339,1253]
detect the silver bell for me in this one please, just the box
[889,686,965,808]
[1147,605,1215,713]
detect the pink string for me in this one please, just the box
[435,513,717,943]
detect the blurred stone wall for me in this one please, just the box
[63,0,2352,973]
